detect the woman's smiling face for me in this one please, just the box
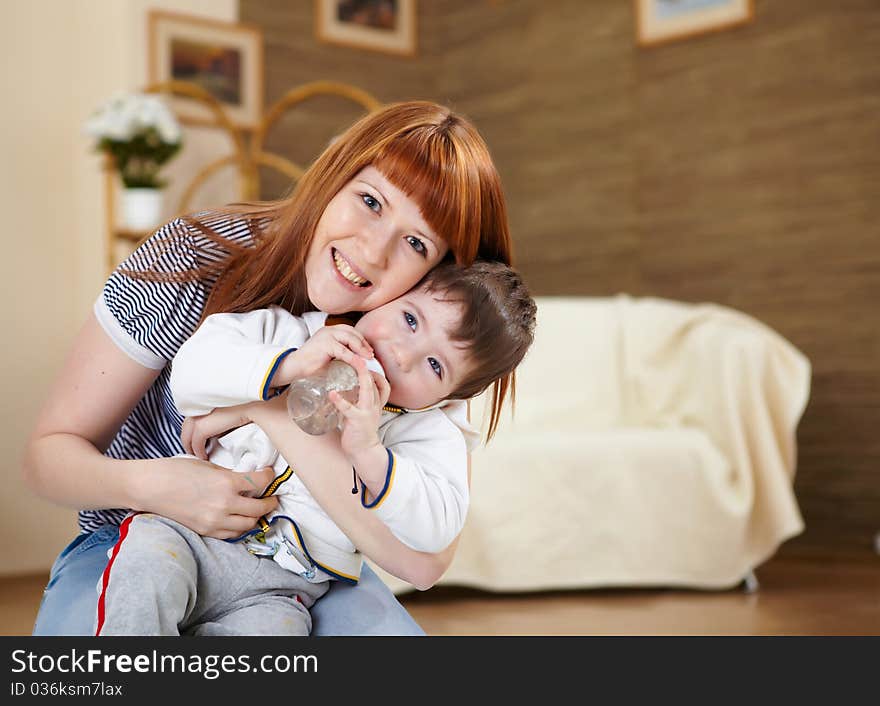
[305,166,449,315]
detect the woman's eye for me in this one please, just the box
[428,357,443,379]
[405,235,427,256]
[361,193,380,212]
[404,311,417,331]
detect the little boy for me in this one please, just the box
[95,260,536,636]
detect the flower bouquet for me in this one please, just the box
[85,92,183,229]
[84,92,183,188]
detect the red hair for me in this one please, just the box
[125,101,517,435]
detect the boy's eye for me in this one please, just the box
[428,357,443,379]
[404,311,417,331]
[361,193,380,212]
[405,235,427,256]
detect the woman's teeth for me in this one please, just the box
[333,250,369,287]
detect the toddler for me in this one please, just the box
[95,260,536,635]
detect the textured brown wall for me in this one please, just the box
[241,0,880,557]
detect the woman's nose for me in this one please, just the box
[360,223,395,269]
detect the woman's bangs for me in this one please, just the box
[373,138,480,264]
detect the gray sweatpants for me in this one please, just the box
[96,513,329,636]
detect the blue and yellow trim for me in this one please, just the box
[259,466,293,498]
[361,448,395,510]
[260,348,297,400]
[234,467,293,540]
[227,513,360,584]
[284,516,360,584]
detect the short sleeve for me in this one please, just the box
[93,218,212,369]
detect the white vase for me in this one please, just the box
[122,188,163,230]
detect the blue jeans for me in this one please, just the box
[32,525,425,636]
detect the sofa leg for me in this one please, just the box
[742,571,759,594]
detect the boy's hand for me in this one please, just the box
[181,402,260,459]
[329,356,390,463]
[275,325,373,386]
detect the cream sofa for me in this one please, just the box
[373,295,811,594]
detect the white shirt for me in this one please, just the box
[170,306,477,583]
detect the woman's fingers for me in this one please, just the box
[228,467,279,517]
[235,466,277,497]
[157,458,282,537]
[207,514,272,540]
[229,493,279,520]
[228,514,270,535]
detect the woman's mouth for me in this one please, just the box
[332,248,371,288]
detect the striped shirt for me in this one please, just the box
[85,213,257,533]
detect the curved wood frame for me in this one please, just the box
[104,80,382,272]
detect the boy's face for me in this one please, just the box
[355,286,474,410]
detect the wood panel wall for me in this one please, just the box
[241,0,880,558]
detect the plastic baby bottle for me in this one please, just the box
[286,358,385,435]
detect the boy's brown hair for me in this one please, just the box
[418,260,537,439]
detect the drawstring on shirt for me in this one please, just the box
[351,467,359,495]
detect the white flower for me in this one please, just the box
[84,92,181,145]
[153,102,182,143]
[84,91,183,189]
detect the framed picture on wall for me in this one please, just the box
[148,10,264,128]
[635,0,755,47]
[315,0,417,57]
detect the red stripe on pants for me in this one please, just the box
[94,513,137,636]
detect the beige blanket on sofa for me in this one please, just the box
[372,295,811,594]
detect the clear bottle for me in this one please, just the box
[286,358,385,435]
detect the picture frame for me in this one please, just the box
[635,0,755,47]
[148,10,264,129]
[315,0,417,57]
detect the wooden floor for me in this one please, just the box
[2,555,877,636]
[401,555,880,636]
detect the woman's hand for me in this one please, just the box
[275,325,373,386]
[134,455,279,539]
[173,402,280,538]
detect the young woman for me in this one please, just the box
[24,100,514,635]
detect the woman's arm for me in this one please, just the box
[251,396,466,590]
[22,313,279,539]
